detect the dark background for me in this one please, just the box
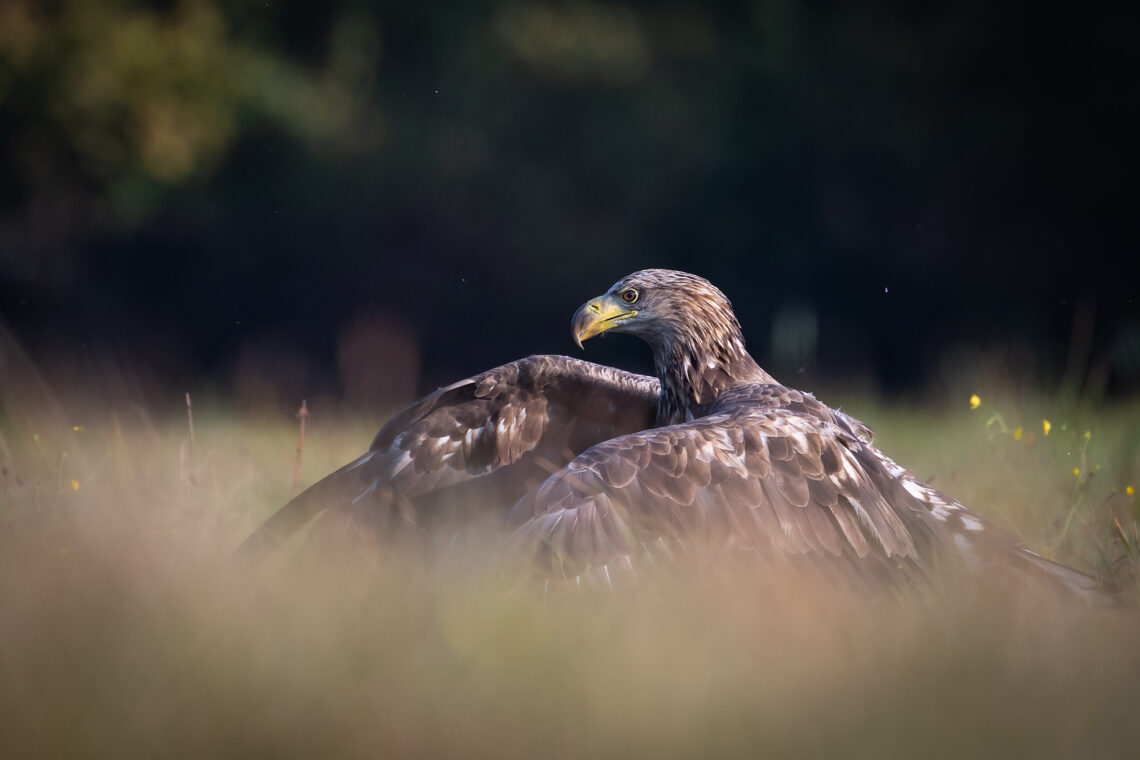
[2,1,1138,413]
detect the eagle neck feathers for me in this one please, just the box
[652,317,774,426]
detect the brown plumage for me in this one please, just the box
[238,269,1111,602]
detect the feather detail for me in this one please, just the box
[239,268,1113,605]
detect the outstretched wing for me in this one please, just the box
[511,402,960,585]
[236,355,659,559]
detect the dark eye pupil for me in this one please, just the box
[623,289,637,303]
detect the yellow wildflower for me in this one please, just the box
[1042,419,1051,436]
[1072,468,1080,477]
[72,425,83,432]
[1127,485,1135,497]
[70,479,80,491]
[1013,427,1023,441]
[969,394,981,410]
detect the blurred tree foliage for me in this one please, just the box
[0,0,380,246]
[0,1,1136,400]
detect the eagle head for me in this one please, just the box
[571,269,741,352]
[572,269,769,418]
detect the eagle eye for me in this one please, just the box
[620,288,639,304]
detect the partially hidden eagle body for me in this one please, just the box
[239,270,1108,600]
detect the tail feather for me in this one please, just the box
[1018,548,1118,606]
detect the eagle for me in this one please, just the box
[238,269,1108,600]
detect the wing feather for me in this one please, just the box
[237,355,658,560]
[513,406,939,583]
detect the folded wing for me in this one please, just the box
[511,403,951,585]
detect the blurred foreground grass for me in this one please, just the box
[2,380,1140,757]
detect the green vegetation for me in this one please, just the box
[2,370,1138,757]
[4,2,1134,398]
[2,3,1135,754]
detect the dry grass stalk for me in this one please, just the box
[184,392,197,488]
[290,399,309,499]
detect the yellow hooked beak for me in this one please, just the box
[571,295,637,349]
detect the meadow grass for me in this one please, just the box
[2,374,1139,758]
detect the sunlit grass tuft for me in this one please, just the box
[2,386,1139,757]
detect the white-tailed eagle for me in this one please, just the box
[238,269,1108,600]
